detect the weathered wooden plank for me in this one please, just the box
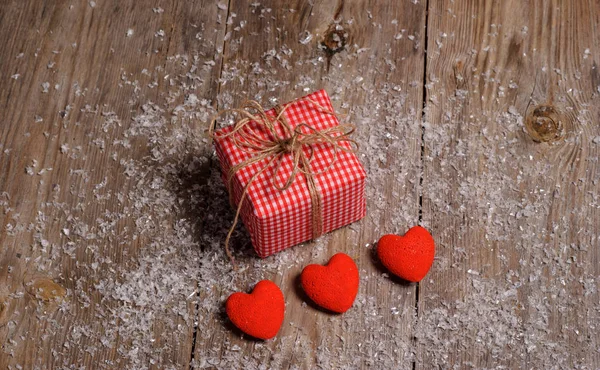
[418,0,600,368]
[192,1,427,369]
[0,1,226,368]
[8,1,597,368]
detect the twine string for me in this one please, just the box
[209,97,358,267]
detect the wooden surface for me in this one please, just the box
[419,1,600,368]
[192,1,425,369]
[0,1,598,369]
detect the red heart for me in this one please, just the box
[377,226,435,282]
[300,253,359,313]
[225,280,285,340]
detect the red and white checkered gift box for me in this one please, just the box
[213,90,366,257]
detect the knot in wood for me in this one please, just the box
[0,298,7,326]
[26,278,67,303]
[322,28,347,55]
[525,105,563,142]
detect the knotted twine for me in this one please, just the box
[209,97,358,268]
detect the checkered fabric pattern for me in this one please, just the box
[214,90,366,257]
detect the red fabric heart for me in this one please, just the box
[225,280,285,340]
[377,226,435,282]
[300,253,359,313]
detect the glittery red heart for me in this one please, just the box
[225,280,285,340]
[300,253,359,313]
[377,226,435,283]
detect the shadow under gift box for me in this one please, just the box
[213,90,366,258]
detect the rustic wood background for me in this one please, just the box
[1,0,598,369]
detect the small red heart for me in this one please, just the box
[300,253,359,313]
[225,280,285,340]
[377,226,435,282]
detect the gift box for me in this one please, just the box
[212,90,366,258]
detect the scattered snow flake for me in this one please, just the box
[583,48,591,59]
[25,159,38,175]
[298,30,313,45]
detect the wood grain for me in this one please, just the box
[0,1,226,368]
[1,0,599,368]
[192,0,427,369]
[418,0,600,368]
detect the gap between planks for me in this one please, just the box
[188,0,233,367]
[414,1,430,369]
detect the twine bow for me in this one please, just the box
[209,97,357,268]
